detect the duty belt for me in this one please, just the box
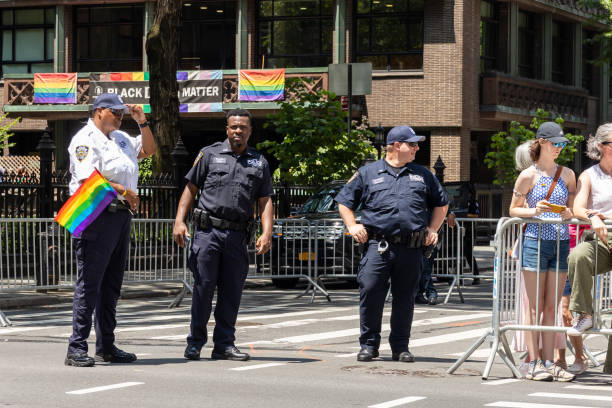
[192,208,248,231]
[106,198,131,213]
[367,229,428,249]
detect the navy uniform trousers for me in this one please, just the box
[187,227,249,350]
[358,240,423,352]
[68,210,132,355]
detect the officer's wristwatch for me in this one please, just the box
[138,121,150,128]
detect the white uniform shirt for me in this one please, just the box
[68,119,142,195]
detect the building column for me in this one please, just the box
[508,2,519,76]
[143,1,155,71]
[54,6,65,72]
[237,0,249,69]
[543,13,552,82]
[333,0,346,64]
[601,62,609,122]
[573,22,582,88]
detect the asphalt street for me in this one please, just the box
[1,281,611,408]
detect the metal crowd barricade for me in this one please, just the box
[312,218,360,282]
[447,217,612,380]
[0,218,189,327]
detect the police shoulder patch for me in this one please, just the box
[192,151,204,167]
[346,171,359,184]
[75,145,89,162]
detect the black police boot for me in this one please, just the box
[65,352,95,367]
[414,294,428,304]
[427,293,438,305]
[356,348,379,362]
[211,346,250,361]
[391,350,415,362]
[184,344,201,360]
[94,345,137,363]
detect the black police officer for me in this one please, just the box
[335,126,449,362]
[173,108,274,361]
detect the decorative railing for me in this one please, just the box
[480,72,588,123]
[2,71,328,107]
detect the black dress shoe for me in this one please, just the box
[392,350,415,362]
[414,295,428,304]
[65,352,95,367]
[184,344,201,360]
[427,294,438,305]
[211,346,250,361]
[357,347,379,362]
[472,278,481,286]
[95,346,137,363]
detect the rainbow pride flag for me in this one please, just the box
[239,69,285,102]
[55,170,117,237]
[34,73,77,104]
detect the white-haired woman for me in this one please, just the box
[509,122,576,381]
[567,124,612,343]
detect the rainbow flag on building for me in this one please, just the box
[55,170,117,237]
[34,73,77,104]
[239,69,285,102]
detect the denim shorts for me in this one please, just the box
[521,237,569,273]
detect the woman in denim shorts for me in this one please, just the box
[509,122,576,382]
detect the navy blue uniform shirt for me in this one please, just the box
[335,159,449,236]
[186,140,274,222]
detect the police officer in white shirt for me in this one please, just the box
[65,93,156,367]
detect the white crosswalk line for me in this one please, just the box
[66,382,144,395]
[486,402,598,408]
[528,392,612,402]
[481,379,521,386]
[229,363,288,371]
[450,348,493,358]
[0,326,61,334]
[368,396,426,408]
[565,385,612,392]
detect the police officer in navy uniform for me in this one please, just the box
[65,93,157,367]
[335,126,449,362]
[173,108,274,361]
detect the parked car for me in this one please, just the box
[259,179,489,288]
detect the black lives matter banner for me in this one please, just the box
[89,71,223,112]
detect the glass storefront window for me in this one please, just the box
[256,0,333,68]
[0,7,54,75]
[355,0,424,71]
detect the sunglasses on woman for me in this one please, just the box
[551,141,567,149]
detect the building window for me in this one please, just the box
[257,0,333,68]
[582,30,599,96]
[518,10,541,79]
[552,20,572,85]
[1,8,54,75]
[355,0,424,71]
[181,1,236,70]
[480,0,499,73]
[74,5,144,72]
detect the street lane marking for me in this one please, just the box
[115,323,187,333]
[481,379,521,386]
[66,382,144,395]
[229,363,287,371]
[449,348,494,358]
[259,313,489,345]
[0,326,60,334]
[565,385,612,391]
[368,396,426,408]
[529,392,612,402]
[486,402,597,408]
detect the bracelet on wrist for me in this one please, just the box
[122,185,128,197]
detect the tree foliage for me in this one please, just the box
[0,113,19,149]
[483,109,584,186]
[580,1,612,66]
[258,81,376,186]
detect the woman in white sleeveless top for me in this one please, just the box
[567,123,612,339]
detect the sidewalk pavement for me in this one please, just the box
[0,282,184,310]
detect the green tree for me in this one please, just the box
[258,82,376,186]
[0,113,19,150]
[579,1,612,66]
[483,109,584,186]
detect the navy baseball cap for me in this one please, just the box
[536,122,568,143]
[92,93,129,113]
[386,126,426,145]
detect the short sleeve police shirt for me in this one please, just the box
[185,140,273,222]
[335,159,449,236]
[68,119,142,195]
